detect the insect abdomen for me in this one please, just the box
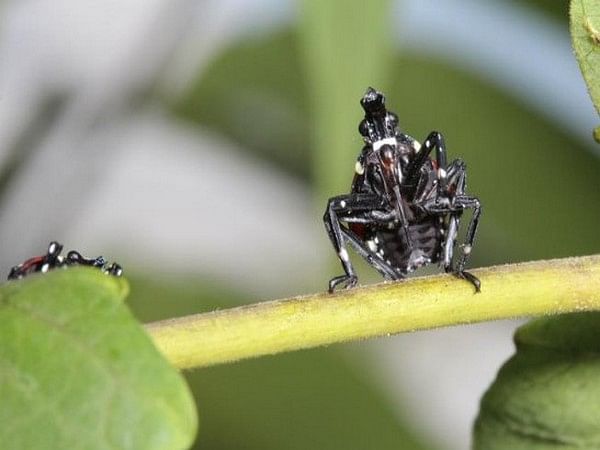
[375,217,442,272]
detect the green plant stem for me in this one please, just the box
[145,255,600,370]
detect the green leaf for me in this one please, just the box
[0,269,197,450]
[571,0,600,139]
[299,0,393,202]
[171,30,311,178]
[473,312,600,449]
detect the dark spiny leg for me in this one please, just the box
[445,159,466,195]
[324,194,399,292]
[406,131,448,193]
[437,162,481,291]
[440,211,481,292]
[454,195,482,274]
[419,195,482,292]
[324,196,361,292]
[442,215,459,271]
[341,228,403,281]
[448,195,481,292]
[66,250,106,268]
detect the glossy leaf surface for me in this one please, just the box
[474,313,600,449]
[0,269,197,450]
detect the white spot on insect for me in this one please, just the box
[339,248,349,262]
[354,161,364,175]
[340,200,347,208]
[378,249,385,257]
[437,168,447,179]
[372,137,397,151]
[41,263,50,273]
[367,240,377,252]
[424,140,430,147]
[412,140,421,152]
[463,245,472,255]
[374,237,379,244]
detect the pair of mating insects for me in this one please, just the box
[9,88,481,293]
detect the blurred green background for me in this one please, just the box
[1,0,599,449]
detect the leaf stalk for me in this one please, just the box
[146,255,600,370]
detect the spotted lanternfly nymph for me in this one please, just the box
[8,241,123,280]
[323,87,482,293]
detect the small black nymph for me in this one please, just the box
[8,241,123,280]
[323,87,481,293]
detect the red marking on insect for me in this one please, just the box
[349,223,367,240]
[17,255,45,272]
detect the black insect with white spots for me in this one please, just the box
[8,241,123,280]
[323,87,482,293]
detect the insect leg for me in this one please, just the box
[324,195,364,292]
[447,194,481,292]
[418,196,481,292]
[445,159,466,191]
[442,215,459,271]
[66,250,106,268]
[406,131,448,191]
[440,160,482,289]
[340,228,403,281]
[454,195,482,273]
[324,194,400,292]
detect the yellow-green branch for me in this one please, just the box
[145,255,600,370]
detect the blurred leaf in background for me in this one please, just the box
[298,0,392,200]
[174,32,600,269]
[172,31,310,179]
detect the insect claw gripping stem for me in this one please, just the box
[324,88,482,293]
[454,270,481,293]
[328,275,358,293]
